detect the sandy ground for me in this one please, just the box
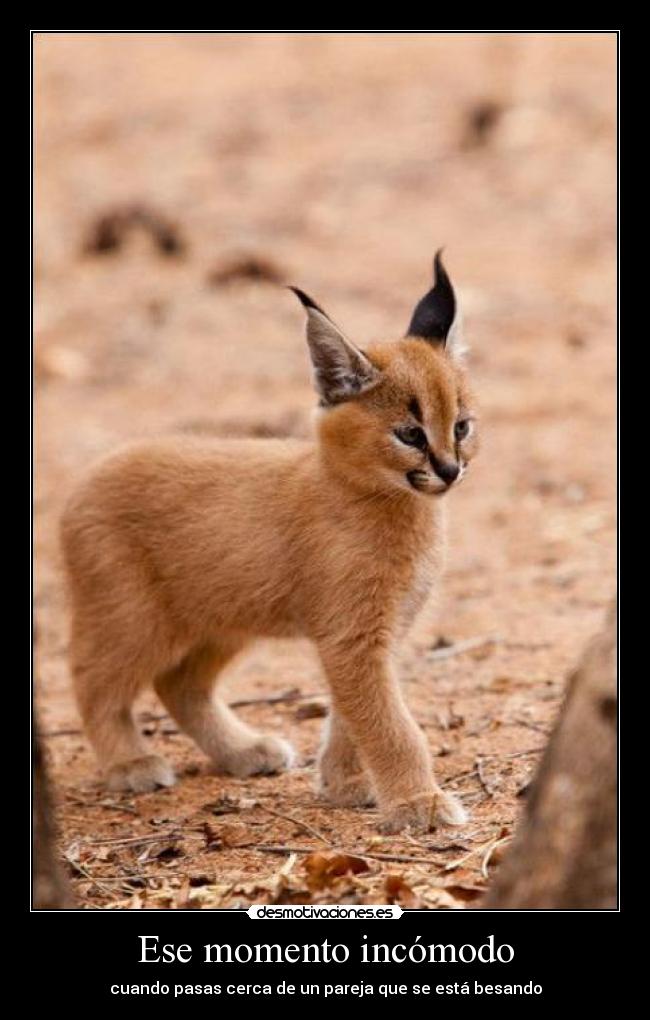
[34,33,617,909]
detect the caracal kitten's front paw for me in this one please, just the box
[378,788,469,834]
[106,754,176,793]
[216,734,295,778]
[319,765,376,807]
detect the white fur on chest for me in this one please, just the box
[398,542,444,632]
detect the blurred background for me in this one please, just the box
[34,33,617,908]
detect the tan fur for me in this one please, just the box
[61,301,479,833]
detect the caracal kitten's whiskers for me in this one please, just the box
[61,252,479,833]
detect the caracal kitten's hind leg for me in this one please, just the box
[318,710,375,807]
[154,641,295,778]
[71,640,175,794]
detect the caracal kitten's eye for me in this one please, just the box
[454,418,472,441]
[395,425,428,449]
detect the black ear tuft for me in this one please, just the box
[406,250,457,344]
[288,286,328,316]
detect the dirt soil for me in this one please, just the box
[34,33,617,909]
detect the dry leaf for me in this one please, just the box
[444,883,485,903]
[384,874,421,908]
[304,851,369,890]
[425,888,470,909]
[202,822,224,851]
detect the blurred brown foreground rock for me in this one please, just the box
[33,733,73,909]
[485,601,617,909]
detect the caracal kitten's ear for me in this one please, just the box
[290,287,382,406]
[406,250,466,359]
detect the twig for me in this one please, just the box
[249,844,447,867]
[443,831,503,872]
[70,872,163,885]
[465,719,495,737]
[40,690,322,739]
[405,833,474,853]
[443,747,544,792]
[229,689,318,709]
[137,692,319,717]
[488,748,544,760]
[65,795,139,816]
[258,806,333,846]
[481,835,512,879]
[503,640,552,651]
[63,853,120,895]
[442,767,480,787]
[75,831,185,849]
[66,841,456,895]
[475,756,498,798]
[510,717,551,735]
[427,634,500,662]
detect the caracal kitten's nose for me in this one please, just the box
[436,460,460,486]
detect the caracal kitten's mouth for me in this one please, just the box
[406,470,450,495]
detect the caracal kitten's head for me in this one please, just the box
[291,252,479,498]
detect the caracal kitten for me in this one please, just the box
[61,253,479,833]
